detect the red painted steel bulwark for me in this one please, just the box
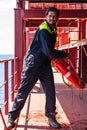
[24,9,87,19]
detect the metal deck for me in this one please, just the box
[1,71,87,130]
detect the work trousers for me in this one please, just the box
[8,56,56,121]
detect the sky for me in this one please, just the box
[0,0,16,54]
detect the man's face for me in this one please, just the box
[46,11,58,26]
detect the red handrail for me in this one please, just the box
[0,108,7,130]
[0,57,18,129]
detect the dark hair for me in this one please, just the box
[45,7,60,17]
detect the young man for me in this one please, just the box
[7,7,69,129]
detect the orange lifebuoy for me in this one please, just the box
[52,59,84,89]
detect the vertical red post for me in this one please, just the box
[82,20,86,39]
[4,61,8,115]
[14,9,25,89]
[11,60,14,101]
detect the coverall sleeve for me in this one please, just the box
[38,29,69,59]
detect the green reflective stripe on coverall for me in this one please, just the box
[39,21,57,34]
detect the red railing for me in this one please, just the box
[16,1,87,10]
[0,57,18,129]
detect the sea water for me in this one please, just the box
[0,54,14,108]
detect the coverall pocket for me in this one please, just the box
[25,54,34,68]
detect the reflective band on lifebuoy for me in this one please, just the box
[52,59,85,89]
[64,71,71,78]
[67,66,71,70]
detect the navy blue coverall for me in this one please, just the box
[8,21,69,121]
